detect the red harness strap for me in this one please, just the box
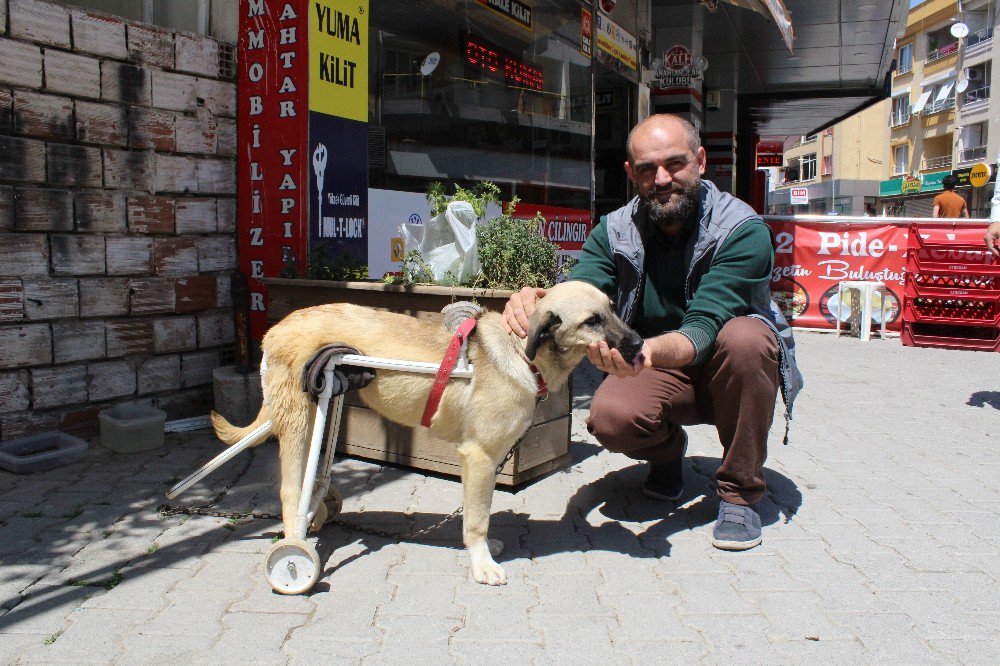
[421,317,478,428]
[529,363,548,398]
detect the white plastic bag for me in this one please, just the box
[400,200,481,283]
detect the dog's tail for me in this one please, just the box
[210,407,273,448]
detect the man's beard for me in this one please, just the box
[641,180,701,230]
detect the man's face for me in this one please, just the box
[624,121,707,230]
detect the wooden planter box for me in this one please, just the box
[264,279,572,486]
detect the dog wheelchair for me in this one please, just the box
[166,347,474,595]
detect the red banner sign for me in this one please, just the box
[508,202,592,252]
[238,0,309,340]
[766,219,908,331]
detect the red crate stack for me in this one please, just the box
[902,224,1000,351]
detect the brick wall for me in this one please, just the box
[0,0,237,440]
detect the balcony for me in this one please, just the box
[962,85,990,107]
[967,26,994,49]
[960,145,988,163]
[890,111,911,127]
[923,96,956,115]
[921,154,953,171]
[925,41,959,63]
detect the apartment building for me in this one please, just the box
[767,100,889,215]
[880,0,997,216]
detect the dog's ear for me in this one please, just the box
[525,311,560,360]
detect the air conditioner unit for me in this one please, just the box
[966,68,984,81]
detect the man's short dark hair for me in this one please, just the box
[942,175,958,190]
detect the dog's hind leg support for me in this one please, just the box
[166,419,272,500]
[293,366,339,538]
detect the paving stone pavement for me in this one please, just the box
[1,330,998,664]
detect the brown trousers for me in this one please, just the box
[586,317,780,505]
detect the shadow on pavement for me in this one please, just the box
[0,441,803,626]
[968,390,1000,409]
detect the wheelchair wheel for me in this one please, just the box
[264,538,321,595]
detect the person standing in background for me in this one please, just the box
[932,175,969,218]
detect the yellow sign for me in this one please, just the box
[309,0,369,122]
[900,176,922,194]
[595,11,637,72]
[390,237,405,262]
[970,162,992,187]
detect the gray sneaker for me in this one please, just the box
[711,500,762,551]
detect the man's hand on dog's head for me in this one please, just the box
[502,286,548,338]
[586,340,652,377]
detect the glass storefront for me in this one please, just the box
[368,0,593,210]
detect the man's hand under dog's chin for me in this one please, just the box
[586,340,653,377]
[588,333,696,375]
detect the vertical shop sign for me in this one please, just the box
[238,0,369,341]
[580,7,592,58]
[309,0,369,276]
[238,0,309,340]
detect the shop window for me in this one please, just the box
[801,153,817,181]
[893,144,909,176]
[370,1,592,209]
[962,62,991,105]
[897,43,913,74]
[960,122,988,163]
[890,94,911,126]
[926,25,959,62]
[61,0,224,39]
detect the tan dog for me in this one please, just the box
[211,280,643,585]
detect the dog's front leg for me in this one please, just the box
[459,446,506,585]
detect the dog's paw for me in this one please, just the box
[488,538,504,557]
[472,560,507,586]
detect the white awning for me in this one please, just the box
[935,82,955,102]
[911,91,932,114]
[716,0,794,51]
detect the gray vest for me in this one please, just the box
[604,181,803,420]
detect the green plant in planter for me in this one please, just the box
[427,181,501,218]
[306,244,369,281]
[392,181,567,290]
[474,199,563,290]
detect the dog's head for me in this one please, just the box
[525,281,644,367]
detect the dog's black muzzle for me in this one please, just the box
[616,330,644,364]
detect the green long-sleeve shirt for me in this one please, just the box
[569,215,774,363]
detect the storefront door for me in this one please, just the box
[593,63,635,220]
